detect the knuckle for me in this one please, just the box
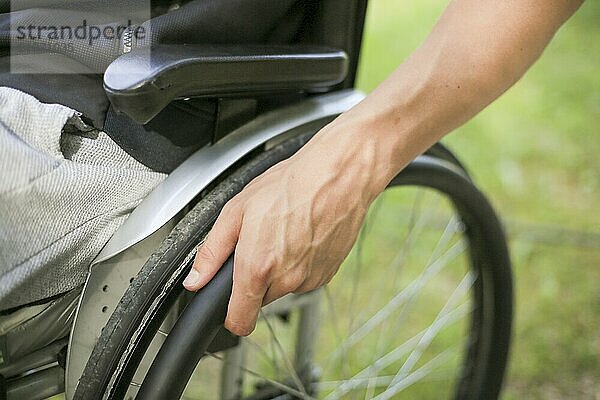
[225,319,253,337]
[235,271,267,300]
[196,242,218,262]
[218,199,244,223]
[292,285,308,295]
[282,273,305,293]
[241,285,264,301]
[251,263,272,284]
[292,282,312,295]
[315,272,330,288]
[221,200,239,216]
[293,273,324,295]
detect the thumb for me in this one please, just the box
[183,200,242,291]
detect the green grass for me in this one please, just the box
[355,1,600,398]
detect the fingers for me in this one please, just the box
[225,252,269,336]
[262,269,308,305]
[183,200,242,291]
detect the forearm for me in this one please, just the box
[315,0,582,195]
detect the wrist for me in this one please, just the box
[306,115,398,203]
[329,109,416,193]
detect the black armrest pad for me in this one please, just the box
[103,44,348,124]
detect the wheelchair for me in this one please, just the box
[0,0,513,398]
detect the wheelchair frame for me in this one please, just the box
[3,90,493,399]
[3,88,511,399]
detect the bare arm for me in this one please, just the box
[338,0,583,189]
[184,0,583,336]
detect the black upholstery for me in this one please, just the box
[0,0,369,171]
[0,0,307,127]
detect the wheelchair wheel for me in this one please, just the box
[74,130,512,400]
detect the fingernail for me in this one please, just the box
[183,268,201,288]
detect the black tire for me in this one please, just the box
[74,131,512,400]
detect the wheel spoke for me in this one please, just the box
[204,189,483,399]
[244,336,279,372]
[353,191,432,326]
[325,238,467,365]
[378,213,462,347]
[206,352,316,400]
[360,212,462,393]
[389,271,476,388]
[323,285,354,380]
[318,375,396,391]
[259,309,309,396]
[318,369,457,392]
[345,194,379,354]
[372,345,461,400]
[322,301,471,399]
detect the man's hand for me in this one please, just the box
[183,119,388,336]
[182,0,582,337]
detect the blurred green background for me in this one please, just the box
[355,1,599,398]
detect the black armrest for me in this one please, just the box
[103,44,348,124]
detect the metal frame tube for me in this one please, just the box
[7,366,64,400]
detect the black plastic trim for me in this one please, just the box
[104,44,348,124]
